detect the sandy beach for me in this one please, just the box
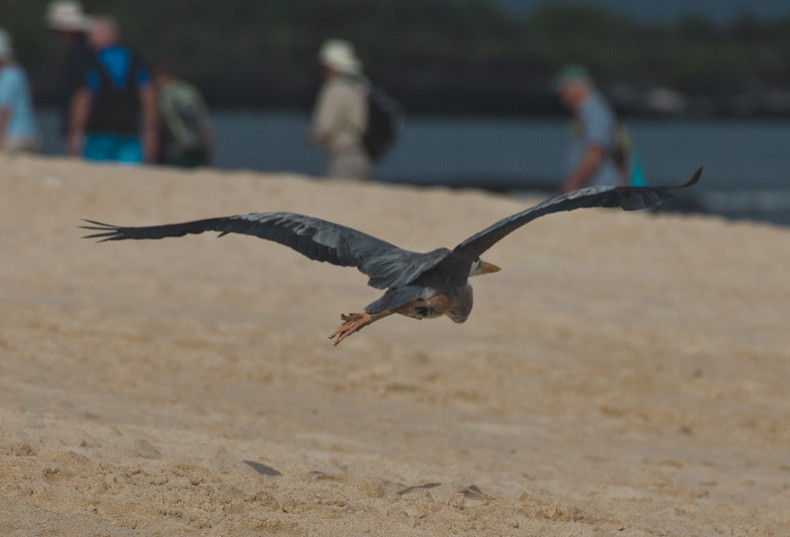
[1,155,788,536]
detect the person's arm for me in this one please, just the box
[0,106,10,150]
[0,65,14,149]
[67,87,91,156]
[139,85,158,162]
[203,125,215,166]
[560,144,606,193]
[306,82,341,145]
[195,94,215,166]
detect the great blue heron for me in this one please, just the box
[83,168,700,344]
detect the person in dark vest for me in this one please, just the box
[67,16,157,164]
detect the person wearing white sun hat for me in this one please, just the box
[306,39,373,181]
[45,1,94,143]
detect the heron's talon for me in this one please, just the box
[329,312,384,345]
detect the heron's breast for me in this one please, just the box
[396,298,445,320]
[394,287,472,323]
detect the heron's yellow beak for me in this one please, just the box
[480,261,501,274]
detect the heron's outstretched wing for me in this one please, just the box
[82,212,435,289]
[448,167,702,263]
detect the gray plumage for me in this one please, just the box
[82,168,701,344]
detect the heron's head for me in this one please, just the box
[469,258,501,277]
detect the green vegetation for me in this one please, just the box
[3,0,790,114]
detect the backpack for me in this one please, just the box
[362,86,402,161]
[86,48,142,134]
[159,83,210,159]
[164,86,206,148]
[610,121,632,172]
[611,122,648,186]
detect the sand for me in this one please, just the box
[1,154,788,536]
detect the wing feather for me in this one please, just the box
[449,168,702,263]
[82,212,428,289]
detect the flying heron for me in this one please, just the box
[83,168,700,345]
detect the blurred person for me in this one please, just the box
[44,0,93,144]
[306,39,372,180]
[0,29,40,153]
[152,61,214,168]
[555,65,626,193]
[67,16,157,164]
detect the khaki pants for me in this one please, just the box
[327,151,374,180]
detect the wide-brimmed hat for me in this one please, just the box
[318,39,362,75]
[0,28,13,60]
[45,0,93,32]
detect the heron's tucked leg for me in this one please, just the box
[329,310,394,345]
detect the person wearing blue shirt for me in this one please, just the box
[0,29,39,153]
[555,65,626,193]
[67,16,157,164]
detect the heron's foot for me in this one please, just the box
[329,312,371,345]
[329,311,391,346]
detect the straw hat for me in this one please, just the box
[45,0,93,32]
[318,39,362,75]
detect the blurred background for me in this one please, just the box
[3,0,790,224]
